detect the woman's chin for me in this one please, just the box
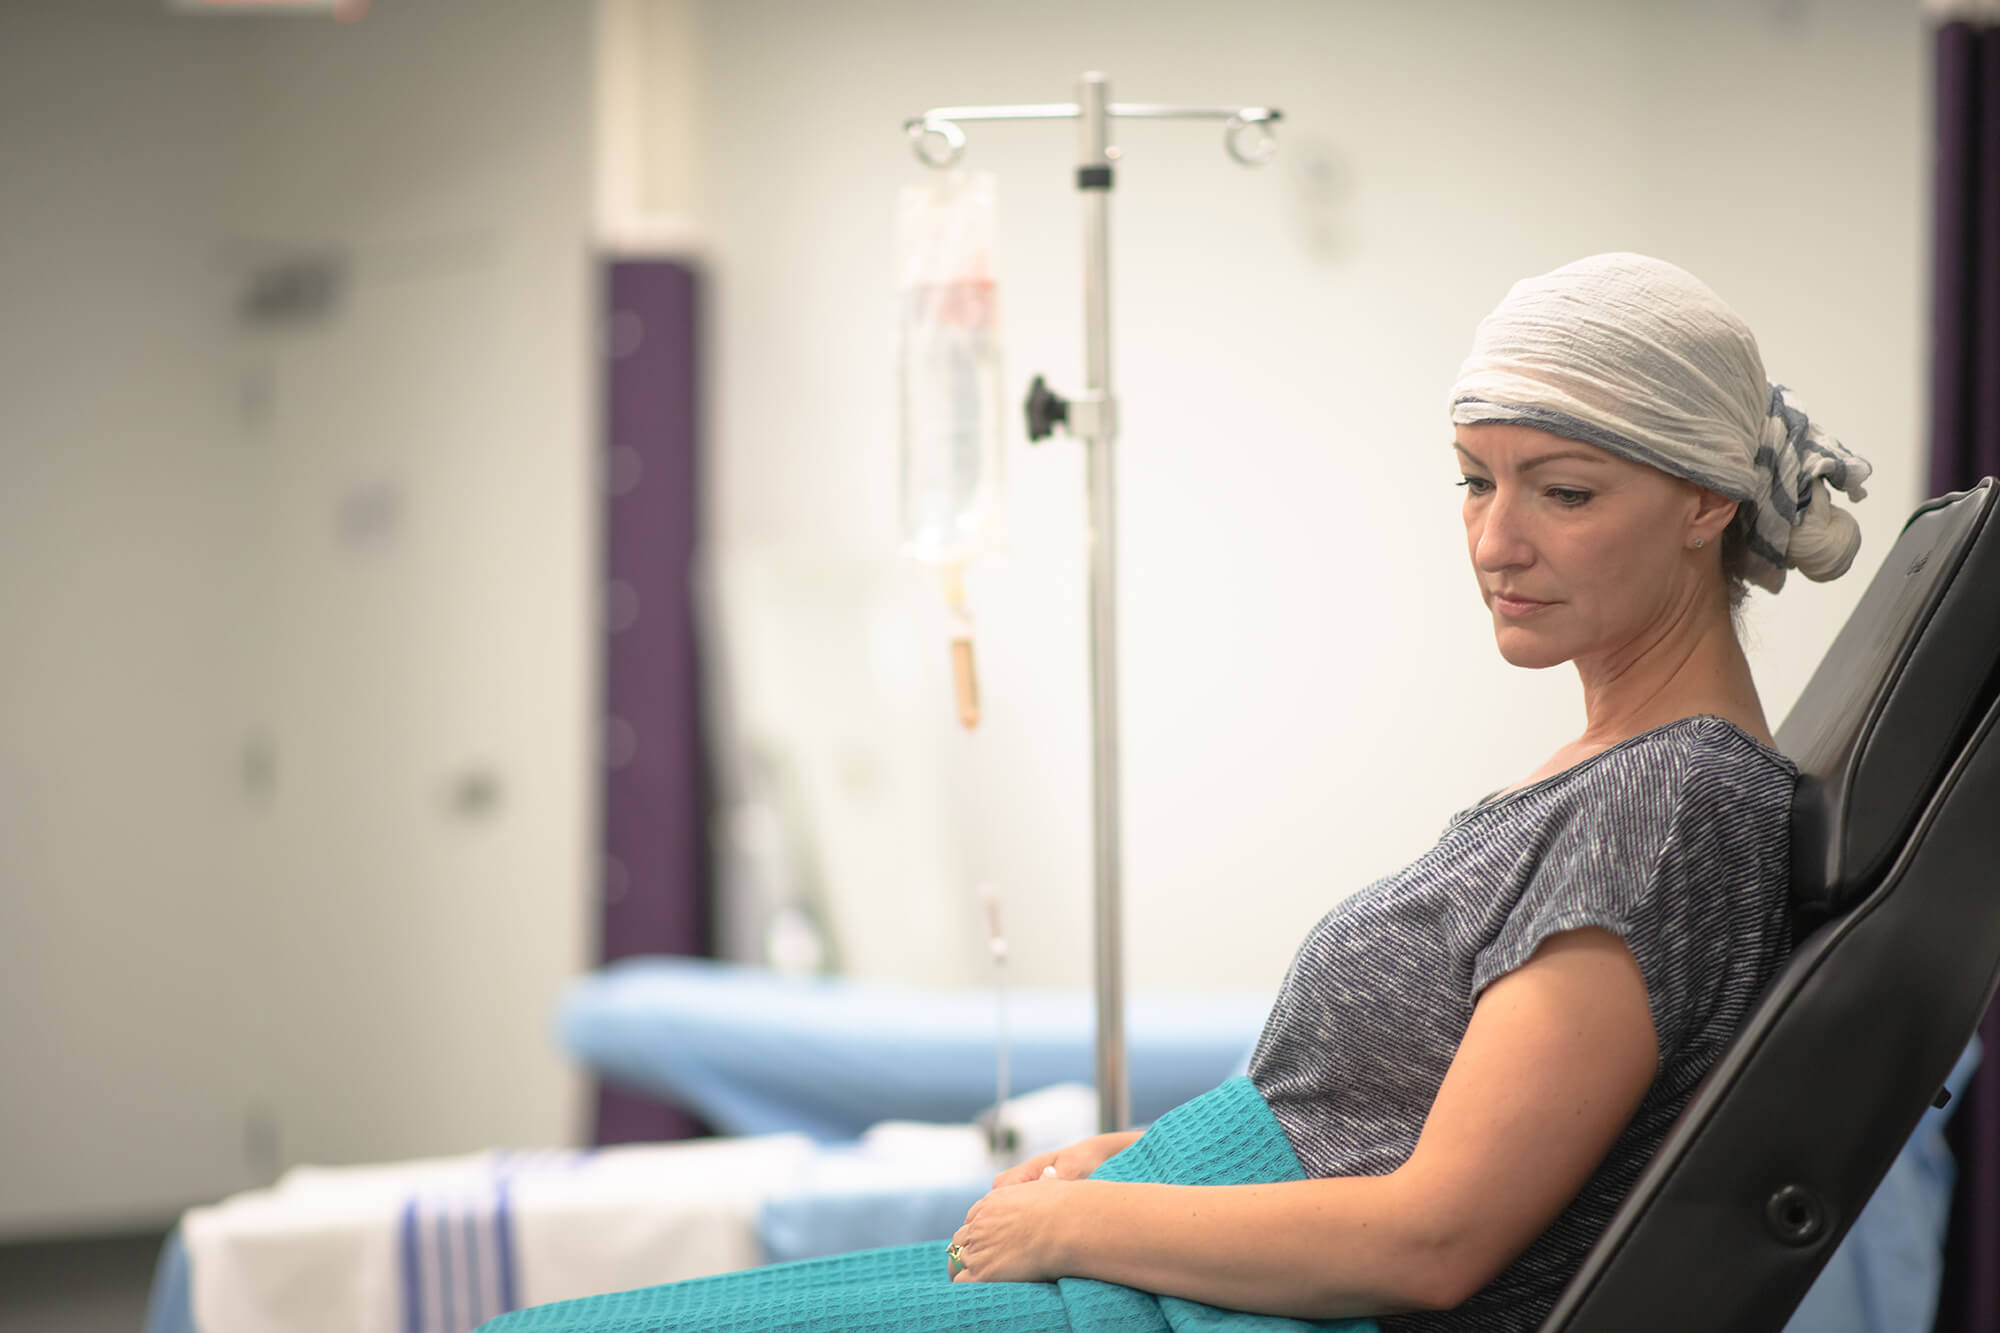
[1492,627,1571,670]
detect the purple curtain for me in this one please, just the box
[1932,20,2000,1332]
[1931,21,2000,494]
[592,258,711,1146]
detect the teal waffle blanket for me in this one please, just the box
[477,1076,1379,1333]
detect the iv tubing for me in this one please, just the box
[984,889,1011,1161]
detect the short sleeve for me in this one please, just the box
[1469,727,1792,1070]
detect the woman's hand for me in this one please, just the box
[947,1177,1081,1284]
[989,1130,1140,1189]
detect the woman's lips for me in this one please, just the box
[1492,593,1556,618]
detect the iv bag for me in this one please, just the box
[898,169,1005,565]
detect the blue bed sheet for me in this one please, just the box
[760,1175,992,1265]
[558,958,1276,1141]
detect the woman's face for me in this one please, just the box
[1454,423,1724,671]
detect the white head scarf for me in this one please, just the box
[1449,253,1872,593]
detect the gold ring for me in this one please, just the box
[946,1241,966,1275]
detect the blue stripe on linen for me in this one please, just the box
[464,1198,486,1326]
[400,1197,423,1333]
[437,1202,458,1333]
[493,1173,519,1316]
[395,1156,538,1330]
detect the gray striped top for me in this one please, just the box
[1246,715,1795,1332]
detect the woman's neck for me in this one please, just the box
[1571,598,1773,752]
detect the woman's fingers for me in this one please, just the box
[992,1152,1058,1189]
[993,1134,1117,1190]
[946,1225,971,1281]
[948,1181,1066,1285]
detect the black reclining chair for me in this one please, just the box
[1545,478,2000,1331]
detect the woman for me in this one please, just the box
[485,254,1872,1333]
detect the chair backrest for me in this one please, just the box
[1542,479,2000,1332]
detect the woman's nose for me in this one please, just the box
[1474,490,1534,571]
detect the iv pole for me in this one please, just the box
[904,74,1281,1134]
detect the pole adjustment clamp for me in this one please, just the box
[1025,375,1115,442]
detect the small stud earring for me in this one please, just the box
[1694,537,1706,549]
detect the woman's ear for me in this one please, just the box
[1690,488,1738,548]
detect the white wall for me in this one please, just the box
[0,0,264,1239]
[689,0,1928,993]
[224,0,597,1176]
[0,0,596,1237]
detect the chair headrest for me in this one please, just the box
[1777,479,2000,924]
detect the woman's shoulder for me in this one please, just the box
[1611,714,1798,781]
[1535,716,1798,863]
[1614,714,1798,804]
[1463,715,1795,826]
[1557,715,1796,814]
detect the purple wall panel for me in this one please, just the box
[593,258,710,1146]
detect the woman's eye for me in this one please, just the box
[1456,476,1493,496]
[1548,487,1592,507]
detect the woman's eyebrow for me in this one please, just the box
[1453,442,1607,472]
[1519,450,1609,472]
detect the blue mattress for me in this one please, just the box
[558,957,1275,1141]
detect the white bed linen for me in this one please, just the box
[182,1136,816,1333]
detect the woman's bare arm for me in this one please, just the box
[952,927,1657,1318]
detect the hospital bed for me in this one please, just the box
[556,957,1278,1140]
[144,979,1272,1333]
